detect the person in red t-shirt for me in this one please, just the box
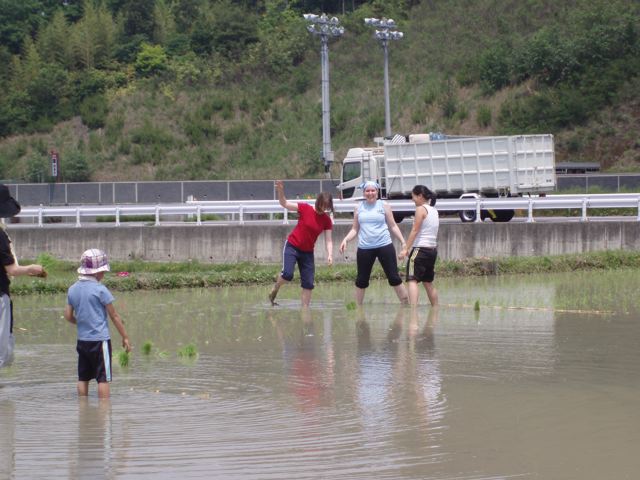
[269,180,334,307]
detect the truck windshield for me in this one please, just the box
[342,162,361,183]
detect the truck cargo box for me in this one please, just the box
[383,134,556,196]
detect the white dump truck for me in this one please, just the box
[337,133,556,222]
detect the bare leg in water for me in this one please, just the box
[269,275,288,305]
[270,277,313,307]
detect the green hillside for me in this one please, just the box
[0,0,639,182]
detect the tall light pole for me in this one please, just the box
[364,17,403,138]
[303,13,344,173]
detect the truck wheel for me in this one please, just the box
[459,210,476,222]
[490,209,515,222]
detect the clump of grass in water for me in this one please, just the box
[117,350,130,367]
[142,341,153,355]
[346,301,357,311]
[178,343,198,359]
[474,300,480,311]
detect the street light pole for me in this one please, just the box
[303,13,344,173]
[364,17,403,138]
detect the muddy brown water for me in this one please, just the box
[1,270,640,479]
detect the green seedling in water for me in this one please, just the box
[346,301,357,311]
[117,349,130,367]
[157,350,169,359]
[178,343,198,359]
[142,341,153,355]
[474,300,480,311]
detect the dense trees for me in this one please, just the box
[0,0,330,139]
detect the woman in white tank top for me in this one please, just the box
[398,185,439,306]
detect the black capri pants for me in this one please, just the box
[355,243,403,289]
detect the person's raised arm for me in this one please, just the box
[275,180,299,212]
[383,203,406,248]
[339,207,360,253]
[106,303,131,352]
[398,206,426,260]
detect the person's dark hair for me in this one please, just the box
[412,185,436,206]
[315,192,334,214]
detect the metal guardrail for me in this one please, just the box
[9,194,640,227]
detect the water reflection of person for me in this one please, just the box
[273,308,335,412]
[408,307,444,431]
[355,307,445,442]
[355,308,405,429]
[0,400,15,478]
[414,306,439,354]
[71,398,113,479]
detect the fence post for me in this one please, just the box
[581,198,588,222]
[38,206,43,227]
[75,208,81,228]
[283,208,289,225]
[474,198,482,223]
[155,206,160,226]
[239,206,244,225]
[197,205,202,226]
[115,207,121,227]
[527,197,534,223]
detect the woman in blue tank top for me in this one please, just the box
[339,181,408,305]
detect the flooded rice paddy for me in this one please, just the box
[2,270,640,479]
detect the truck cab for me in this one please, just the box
[338,147,384,200]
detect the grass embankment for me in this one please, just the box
[10,251,640,296]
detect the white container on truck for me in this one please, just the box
[337,133,556,222]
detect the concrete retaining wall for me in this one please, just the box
[9,222,640,264]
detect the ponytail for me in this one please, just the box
[411,185,436,206]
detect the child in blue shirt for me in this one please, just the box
[64,249,131,398]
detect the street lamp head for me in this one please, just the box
[365,17,401,35]
[304,12,344,38]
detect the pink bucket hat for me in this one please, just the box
[77,249,110,274]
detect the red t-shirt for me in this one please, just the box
[287,202,333,252]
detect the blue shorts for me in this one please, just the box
[280,241,315,290]
[77,339,112,383]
